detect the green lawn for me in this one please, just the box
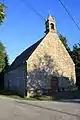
[0,89,53,101]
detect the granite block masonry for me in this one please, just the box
[4,15,76,97]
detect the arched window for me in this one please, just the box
[51,23,54,30]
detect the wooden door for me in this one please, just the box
[51,76,58,93]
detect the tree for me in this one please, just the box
[0,41,9,89]
[59,34,71,54]
[0,2,7,89]
[0,2,6,24]
[71,43,80,89]
[0,41,9,72]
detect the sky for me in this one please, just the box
[0,0,80,64]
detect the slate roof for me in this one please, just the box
[9,36,45,71]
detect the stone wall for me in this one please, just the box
[4,63,26,96]
[27,32,76,93]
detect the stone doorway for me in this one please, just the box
[51,76,58,93]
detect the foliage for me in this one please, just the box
[0,41,9,89]
[0,2,6,24]
[71,43,80,89]
[59,34,71,54]
[59,34,80,89]
[0,41,9,72]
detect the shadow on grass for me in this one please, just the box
[0,89,80,103]
[0,89,25,100]
[0,89,53,101]
[0,89,17,96]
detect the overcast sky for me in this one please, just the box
[0,0,80,63]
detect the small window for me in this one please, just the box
[51,23,54,29]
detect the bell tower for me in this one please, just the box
[45,15,56,34]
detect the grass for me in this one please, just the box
[1,90,80,101]
[0,89,24,100]
[33,96,53,101]
[0,89,53,101]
